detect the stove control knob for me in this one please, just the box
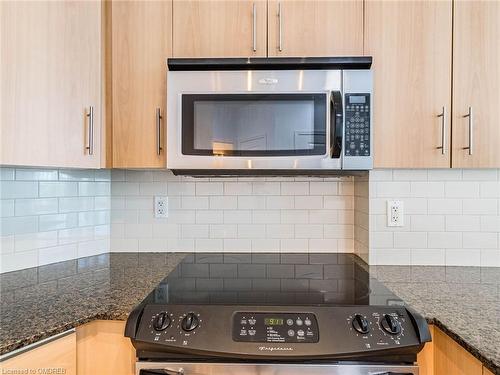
[182,312,199,332]
[381,314,401,335]
[352,314,370,334]
[153,312,171,331]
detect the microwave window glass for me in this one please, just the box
[182,94,327,157]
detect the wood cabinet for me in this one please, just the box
[267,0,363,57]
[173,0,267,58]
[0,333,76,375]
[452,0,500,168]
[110,0,171,168]
[76,320,135,375]
[365,0,453,168]
[417,325,495,375]
[0,1,102,168]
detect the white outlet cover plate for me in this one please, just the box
[387,200,404,227]
[154,196,168,218]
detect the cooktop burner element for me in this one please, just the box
[126,253,431,375]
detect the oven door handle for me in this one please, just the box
[330,91,343,159]
[139,369,205,375]
[369,372,414,375]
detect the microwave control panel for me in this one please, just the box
[345,93,371,157]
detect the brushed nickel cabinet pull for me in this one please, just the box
[278,2,283,52]
[156,108,163,155]
[462,106,473,155]
[436,106,446,155]
[86,106,94,155]
[252,3,257,52]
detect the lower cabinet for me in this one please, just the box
[417,325,493,375]
[0,332,76,375]
[76,320,135,375]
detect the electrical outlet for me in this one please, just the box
[387,200,404,227]
[154,196,168,218]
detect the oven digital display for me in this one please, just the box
[349,95,366,104]
[264,318,284,326]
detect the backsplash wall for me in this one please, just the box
[110,170,355,254]
[369,169,500,267]
[0,167,111,273]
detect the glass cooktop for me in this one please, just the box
[140,253,404,308]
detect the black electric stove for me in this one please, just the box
[125,253,430,375]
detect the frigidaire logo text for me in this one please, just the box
[258,346,294,352]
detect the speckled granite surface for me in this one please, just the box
[369,265,499,375]
[0,253,498,374]
[0,252,185,356]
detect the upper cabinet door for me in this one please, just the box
[173,0,267,58]
[365,0,452,168]
[452,1,500,168]
[1,1,102,168]
[111,0,171,168]
[267,0,363,57]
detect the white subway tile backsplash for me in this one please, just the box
[1,250,38,273]
[39,213,78,231]
[376,182,411,197]
[238,196,266,210]
[295,224,323,239]
[281,182,309,195]
[462,232,498,249]
[16,169,58,181]
[295,196,323,209]
[238,224,266,239]
[223,210,252,224]
[428,232,462,248]
[370,168,500,267]
[445,249,481,267]
[252,182,280,195]
[1,216,38,236]
[223,239,251,252]
[1,181,38,199]
[79,182,110,196]
[393,232,427,249]
[410,215,445,232]
[0,167,111,272]
[462,199,498,215]
[1,200,14,217]
[224,182,252,195]
[59,197,94,212]
[15,231,58,252]
[445,182,480,198]
[428,199,462,215]
[39,182,78,197]
[266,196,294,209]
[309,181,338,195]
[0,168,15,180]
[15,198,58,216]
[209,196,238,209]
[252,210,280,224]
[462,169,498,181]
[196,210,223,224]
[445,216,481,232]
[58,170,95,181]
[196,182,224,196]
[266,224,294,239]
[210,224,237,239]
[281,210,309,224]
[181,196,209,210]
[410,182,445,198]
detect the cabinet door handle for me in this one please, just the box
[462,106,473,155]
[278,2,283,52]
[86,106,94,155]
[156,108,163,155]
[252,3,257,52]
[436,106,446,155]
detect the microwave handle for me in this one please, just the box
[330,91,343,158]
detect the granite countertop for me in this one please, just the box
[369,264,500,374]
[0,253,498,374]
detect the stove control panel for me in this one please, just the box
[130,304,429,359]
[232,312,319,343]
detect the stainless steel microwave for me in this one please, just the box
[167,57,373,175]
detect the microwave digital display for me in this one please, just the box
[349,96,366,104]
